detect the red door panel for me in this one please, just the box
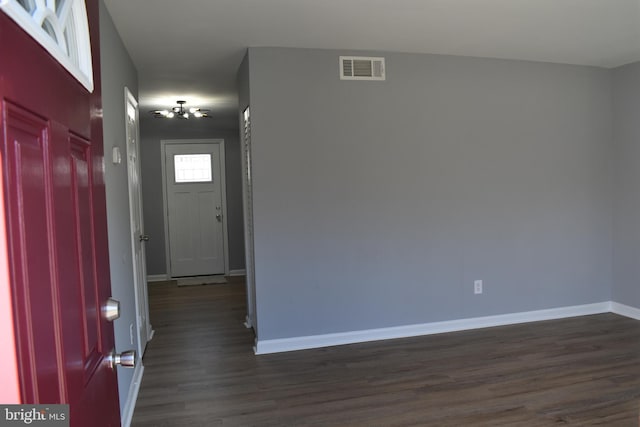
[2,102,64,404]
[69,137,103,380]
[0,1,121,425]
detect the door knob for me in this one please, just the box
[102,298,120,321]
[139,234,150,242]
[106,350,136,369]
[216,213,222,222]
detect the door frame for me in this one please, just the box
[125,87,152,356]
[241,107,257,331]
[160,139,229,278]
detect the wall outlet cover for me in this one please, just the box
[474,280,483,294]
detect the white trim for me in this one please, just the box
[160,144,171,279]
[0,0,94,92]
[124,87,152,364]
[147,274,168,282]
[120,362,144,427]
[229,269,246,276]
[254,302,610,355]
[244,315,254,329]
[610,302,640,320]
[161,139,230,278]
[219,143,230,275]
[240,106,258,341]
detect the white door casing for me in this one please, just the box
[162,139,228,278]
[125,88,152,355]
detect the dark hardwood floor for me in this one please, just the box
[131,280,640,426]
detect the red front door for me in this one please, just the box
[0,1,121,426]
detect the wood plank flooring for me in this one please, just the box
[131,281,640,426]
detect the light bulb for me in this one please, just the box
[189,107,197,113]
[167,112,175,118]
[194,111,203,118]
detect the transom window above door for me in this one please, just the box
[174,154,213,183]
[1,0,94,91]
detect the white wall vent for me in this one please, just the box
[340,56,385,81]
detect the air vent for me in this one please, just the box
[340,56,385,81]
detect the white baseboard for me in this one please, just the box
[254,302,610,355]
[244,315,253,329]
[611,301,640,320]
[229,269,246,276]
[147,274,168,282]
[121,361,144,427]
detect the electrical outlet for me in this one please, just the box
[129,323,134,345]
[474,280,483,294]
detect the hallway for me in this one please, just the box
[132,280,640,426]
[131,279,253,426]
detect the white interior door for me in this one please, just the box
[125,89,152,355]
[164,141,227,277]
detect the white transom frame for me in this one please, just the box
[0,0,94,92]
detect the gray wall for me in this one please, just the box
[140,118,245,275]
[612,61,640,307]
[99,0,139,417]
[246,47,613,340]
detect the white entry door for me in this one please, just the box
[164,140,227,277]
[125,89,152,355]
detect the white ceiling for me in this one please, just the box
[103,0,640,129]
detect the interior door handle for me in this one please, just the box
[139,234,150,242]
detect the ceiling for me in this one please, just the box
[103,0,640,130]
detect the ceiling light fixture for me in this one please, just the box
[151,100,210,119]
